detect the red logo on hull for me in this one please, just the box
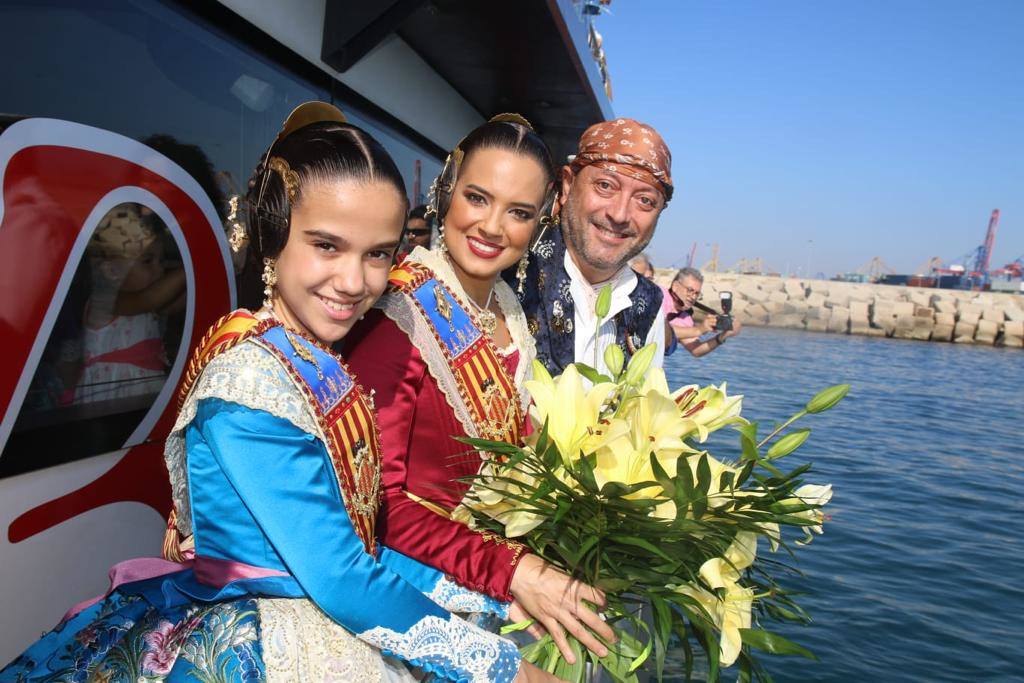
[0,119,234,542]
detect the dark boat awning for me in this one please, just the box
[323,0,615,162]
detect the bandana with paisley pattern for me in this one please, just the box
[569,118,673,201]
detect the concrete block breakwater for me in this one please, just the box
[654,271,1024,348]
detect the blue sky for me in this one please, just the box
[597,0,1023,277]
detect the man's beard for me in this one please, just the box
[562,200,653,278]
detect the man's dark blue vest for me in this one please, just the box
[503,226,662,375]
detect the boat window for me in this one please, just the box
[0,0,440,478]
[0,204,187,477]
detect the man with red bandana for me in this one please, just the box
[508,118,674,376]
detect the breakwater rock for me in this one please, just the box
[654,271,1024,348]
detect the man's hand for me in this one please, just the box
[723,318,743,339]
[699,314,717,334]
[509,554,615,664]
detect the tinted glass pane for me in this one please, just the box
[0,0,441,476]
[3,203,186,475]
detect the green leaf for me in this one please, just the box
[651,597,672,680]
[596,577,634,592]
[736,420,759,443]
[499,618,535,635]
[691,453,711,519]
[739,628,818,660]
[574,362,613,385]
[805,383,850,413]
[553,637,586,681]
[596,283,613,319]
[765,428,811,460]
[454,436,523,457]
[650,452,676,498]
[552,497,573,524]
[735,460,756,487]
[608,535,674,562]
[576,454,599,493]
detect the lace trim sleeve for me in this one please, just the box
[426,577,511,618]
[165,340,322,536]
[359,614,520,683]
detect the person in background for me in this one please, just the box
[74,204,185,403]
[399,203,432,257]
[510,118,674,377]
[629,252,678,356]
[668,266,742,357]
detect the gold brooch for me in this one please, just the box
[434,284,455,331]
[285,329,324,380]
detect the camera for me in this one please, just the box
[715,292,734,332]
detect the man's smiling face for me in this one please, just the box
[559,164,665,283]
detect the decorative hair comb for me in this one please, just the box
[275,101,347,145]
[488,112,534,130]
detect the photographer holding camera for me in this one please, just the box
[667,267,742,357]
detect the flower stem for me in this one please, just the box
[757,410,807,449]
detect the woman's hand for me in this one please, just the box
[508,600,548,640]
[509,554,615,664]
[514,660,566,683]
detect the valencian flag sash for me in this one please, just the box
[172,310,382,554]
[387,263,523,446]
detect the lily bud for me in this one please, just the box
[604,343,625,376]
[595,284,613,319]
[806,384,850,414]
[623,343,657,385]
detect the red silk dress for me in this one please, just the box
[345,309,527,600]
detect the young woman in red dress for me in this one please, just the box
[346,116,614,666]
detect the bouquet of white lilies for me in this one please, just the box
[455,343,846,683]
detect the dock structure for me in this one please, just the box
[656,271,1024,348]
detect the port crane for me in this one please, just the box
[855,256,895,282]
[702,244,720,273]
[927,209,1001,288]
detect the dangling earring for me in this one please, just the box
[516,252,529,295]
[437,224,448,257]
[262,257,278,309]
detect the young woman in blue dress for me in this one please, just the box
[0,103,558,683]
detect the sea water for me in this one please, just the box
[662,326,1023,682]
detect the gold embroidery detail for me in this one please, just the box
[434,284,455,331]
[286,329,324,380]
[479,530,527,565]
[478,379,517,442]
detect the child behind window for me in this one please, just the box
[75,204,184,404]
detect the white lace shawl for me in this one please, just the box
[377,246,535,443]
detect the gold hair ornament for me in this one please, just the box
[429,111,534,223]
[267,157,300,202]
[227,195,248,253]
[253,101,348,229]
[275,101,347,145]
[488,112,535,130]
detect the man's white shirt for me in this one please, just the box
[564,251,666,377]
